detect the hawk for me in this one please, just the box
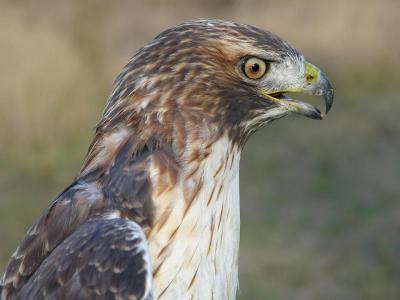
[1,19,333,300]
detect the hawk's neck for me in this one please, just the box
[79,108,242,299]
[148,135,241,300]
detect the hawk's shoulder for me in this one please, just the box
[14,216,153,300]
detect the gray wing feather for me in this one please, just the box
[14,217,153,300]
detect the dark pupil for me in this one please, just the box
[251,63,260,73]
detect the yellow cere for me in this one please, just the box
[305,62,320,85]
[258,61,321,113]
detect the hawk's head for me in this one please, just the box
[101,19,333,148]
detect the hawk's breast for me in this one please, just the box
[147,136,241,299]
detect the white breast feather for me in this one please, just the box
[148,136,241,300]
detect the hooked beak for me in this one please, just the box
[260,62,334,120]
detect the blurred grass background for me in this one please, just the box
[0,0,399,299]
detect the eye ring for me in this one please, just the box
[242,57,269,80]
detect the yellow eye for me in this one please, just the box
[243,57,269,80]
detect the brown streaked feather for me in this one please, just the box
[2,137,157,299]
[2,182,105,298]
[2,18,308,300]
[14,217,152,300]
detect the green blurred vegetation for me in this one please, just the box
[0,1,399,299]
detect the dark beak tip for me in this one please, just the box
[306,106,323,120]
[317,71,334,114]
[324,89,334,114]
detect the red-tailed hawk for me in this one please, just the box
[1,19,333,300]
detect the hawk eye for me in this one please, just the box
[243,57,269,80]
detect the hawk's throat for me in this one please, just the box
[148,135,241,300]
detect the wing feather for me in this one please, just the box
[2,137,157,299]
[14,217,153,300]
[1,181,104,298]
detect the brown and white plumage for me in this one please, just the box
[1,19,333,300]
